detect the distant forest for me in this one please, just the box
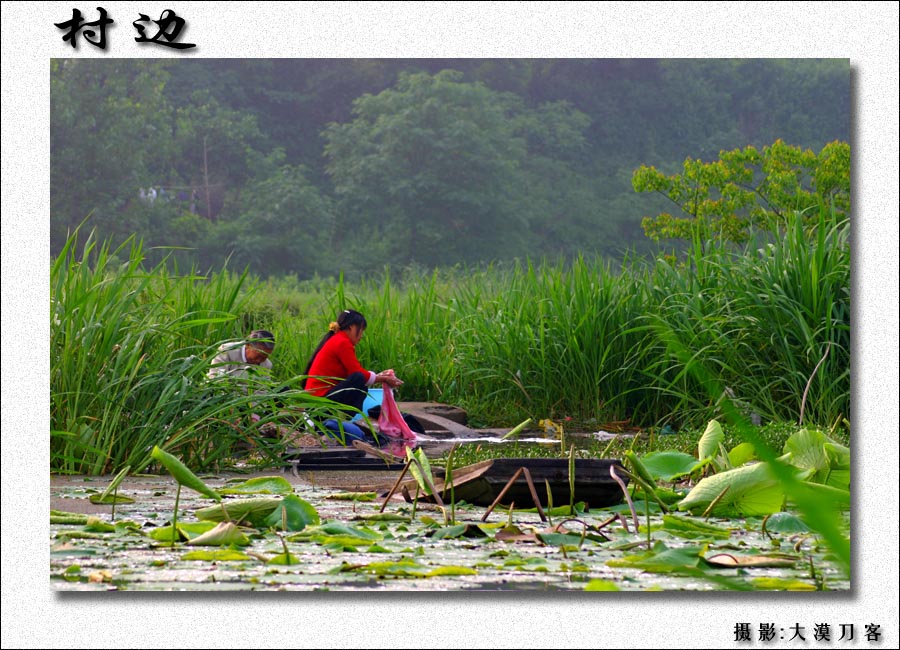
[50,58,850,278]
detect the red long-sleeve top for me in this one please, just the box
[305,330,375,396]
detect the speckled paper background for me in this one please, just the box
[3,2,897,648]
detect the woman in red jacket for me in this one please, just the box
[301,309,403,415]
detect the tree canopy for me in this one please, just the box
[633,140,851,244]
[50,58,850,277]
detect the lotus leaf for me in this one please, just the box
[150,521,217,542]
[425,566,477,577]
[89,493,135,505]
[791,482,850,509]
[763,512,811,534]
[263,494,320,532]
[661,514,731,539]
[727,442,756,467]
[784,429,829,476]
[151,446,221,502]
[639,451,702,482]
[219,476,293,496]
[698,419,724,461]
[181,549,251,561]
[186,521,251,546]
[607,542,705,573]
[292,521,382,542]
[677,462,785,516]
[430,523,489,540]
[328,492,377,501]
[407,447,435,496]
[196,497,282,527]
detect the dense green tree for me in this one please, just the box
[323,70,595,272]
[50,60,176,250]
[50,58,851,276]
[204,154,336,278]
[633,139,851,244]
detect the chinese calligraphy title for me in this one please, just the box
[55,8,196,50]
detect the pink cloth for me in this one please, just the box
[377,386,417,441]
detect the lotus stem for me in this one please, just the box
[645,492,651,546]
[702,485,730,520]
[799,343,831,426]
[171,483,182,547]
[568,444,576,514]
[616,466,669,513]
[610,465,639,532]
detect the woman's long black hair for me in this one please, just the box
[300,310,367,389]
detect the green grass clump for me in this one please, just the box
[51,208,848,474]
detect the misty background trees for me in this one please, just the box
[50,58,850,278]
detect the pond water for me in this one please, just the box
[50,469,850,592]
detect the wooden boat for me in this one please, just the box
[284,447,408,472]
[405,458,627,510]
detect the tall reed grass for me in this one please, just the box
[51,230,334,474]
[51,209,849,474]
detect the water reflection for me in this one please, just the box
[373,437,417,458]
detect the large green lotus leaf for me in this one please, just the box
[89,493,135,504]
[821,441,851,490]
[263,494,320,532]
[783,429,829,476]
[661,514,731,539]
[291,521,381,541]
[82,517,116,533]
[181,549,251,561]
[763,512,811,534]
[407,447,435,496]
[311,537,366,550]
[698,419,724,462]
[149,521,217,542]
[824,469,850,491]
[517,503,586,516]
[824,442,851,470]
[640,451,703,481]
[337,561,474,578]
[220,476,293,496]
[653,487,686,505]
[727,442,757,467]
[677,462,785,516]
[186,521,251,546]
[430,523,489,540]
[328,492,377,501]
[333,560,431,577]
[495,524,538,543]
[790,482,850,509]
[195,497,282,527]
[608,499,664,515]
[51,512,91,525]
[425,566,477,577]
[584,579,621,591]
[151,446,221,502]
[607,542,705,573]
